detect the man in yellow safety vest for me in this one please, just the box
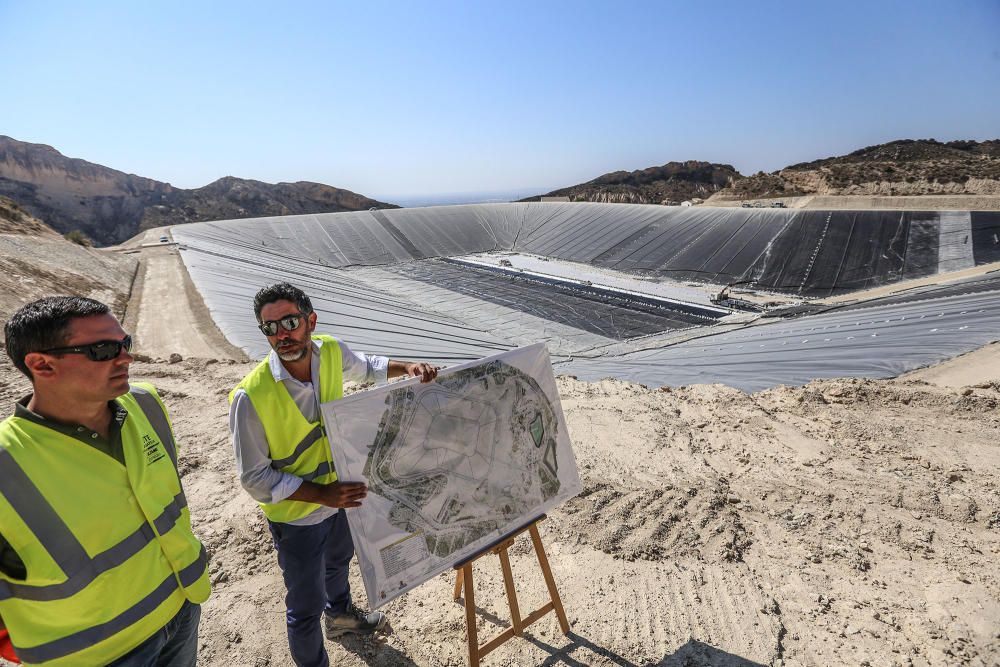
[229,282,437,667]
[0,296,210,666]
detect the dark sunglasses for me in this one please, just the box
[40,335,133,362]
[258,313,307,337]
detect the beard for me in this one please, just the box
[276,342,307,362]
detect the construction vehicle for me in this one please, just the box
[710,281,765,313]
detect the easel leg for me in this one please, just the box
[529,524,570,634]
[451,516,571,666]
[461,563,480,667]
[454,566,464,601]
[497,545,523,635]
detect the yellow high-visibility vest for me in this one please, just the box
[229,335,343,523]
[0,383,210,666]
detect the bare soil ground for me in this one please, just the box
[1,234,998,667]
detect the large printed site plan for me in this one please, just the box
[322,343,581,607]
[366,358,562,558]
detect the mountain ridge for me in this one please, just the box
[0,136,397,246]
[520,160,741,204]
[524,139,1000,205]
[711,138,1000,201]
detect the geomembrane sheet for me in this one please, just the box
[555,288,1000,392]
[380,259,719,341]
[172,204,1000,390]
[174,203,1000,296]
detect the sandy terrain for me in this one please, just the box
[1,233,998,667]
[905,341,1000,389]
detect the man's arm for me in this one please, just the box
[388,359,438,383]
[336,339,437,385]
[230,389,369,508]
[230,390,311,504]
[285,479,368,508]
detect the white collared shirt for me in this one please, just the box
[229,336,388,525]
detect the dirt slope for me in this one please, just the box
[0,233,136,322]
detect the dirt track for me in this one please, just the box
[125,242,246,362]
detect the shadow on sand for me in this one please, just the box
[529,632,767,667]
[336,630,421,667]
[459,601,766,667]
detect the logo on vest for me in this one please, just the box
[142,433,165,465]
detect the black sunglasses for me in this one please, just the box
[258,313,307,337]
[40,335,133,362]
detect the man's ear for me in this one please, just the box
[307,311,318,333]
[23,352,57,379]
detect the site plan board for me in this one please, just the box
[322,343,581,608]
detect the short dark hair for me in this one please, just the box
[4,296,111,378]
[253,283,314,322]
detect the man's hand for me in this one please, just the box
[389,359,439,383]
[405,362,438,383]
[288,480,368,508]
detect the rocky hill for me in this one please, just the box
[522,161,742,204]
[711,139,1000,201]
[0,195,58,236]
[0,136,397,246]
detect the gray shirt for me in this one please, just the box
[229,337,388,525]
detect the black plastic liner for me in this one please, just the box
[172,204,1000,389]
[176,205,1000,298]
[972,214,1000,265]
[382,259,718,341]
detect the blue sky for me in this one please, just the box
[1,0,998,201]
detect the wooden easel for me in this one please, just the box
[451,515,570,667]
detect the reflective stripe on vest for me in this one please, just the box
[230,335,343,523]
[0,383,210,666]
[13,547,208,665]
[0,490,187,603]
[269,423,324,469]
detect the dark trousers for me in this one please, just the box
[107,601,201,667]
[267,510,354,667]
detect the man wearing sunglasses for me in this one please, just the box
[229,282,437,667]
[0,296,210,666]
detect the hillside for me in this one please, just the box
[0,136,397,246]
[522,161,742,204]
[0,195,58,236]
[0,227,136,324]
[711,139,1000,201]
